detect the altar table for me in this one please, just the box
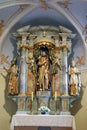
[10,114,76,130]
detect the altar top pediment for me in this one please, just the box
[13,25,74,48]
[15,25,72,35]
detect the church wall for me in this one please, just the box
[75,72,87,130]
[0,72,17,130]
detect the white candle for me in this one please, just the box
[32,92,33,101]
[55,91,57,101]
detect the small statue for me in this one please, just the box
[52,53,61,96]
[68,59,81,96]
[4,58,19,95]
[52,53,61,74]
[27,52,35,72]
[26,52,35,95]
[37,51,50,91]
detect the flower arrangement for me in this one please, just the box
[38,105,50,114]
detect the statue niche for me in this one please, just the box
[33,46,61,95]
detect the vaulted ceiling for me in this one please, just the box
[0,0,87,68]
[0,0,87,40]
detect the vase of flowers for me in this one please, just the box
[38,106,50,114]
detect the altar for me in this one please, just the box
[10,115,76,130]
[5,25,80,130]
[6,25,81,115]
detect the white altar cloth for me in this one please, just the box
[10,114,76,130]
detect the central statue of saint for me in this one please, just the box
[37,50,50,91]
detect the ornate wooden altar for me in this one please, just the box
[7,25,81,115]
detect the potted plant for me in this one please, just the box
[38,105,50,114]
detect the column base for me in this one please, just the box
[60,111,71,115]
[16,111,28,115]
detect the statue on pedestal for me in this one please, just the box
[52,52,61,96]
[26,52,35,95]
[4,58,18,95]
[37,50,50,91]
[68,59,81,96]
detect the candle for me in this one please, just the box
[55,91,57,101]
[31,92,33,101]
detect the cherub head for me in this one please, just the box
[70,58,75,67]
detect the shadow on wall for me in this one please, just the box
[1,73,17,122]
[70,84,85,115]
